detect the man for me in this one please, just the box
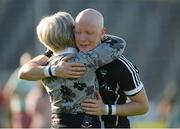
[19,8,149,128]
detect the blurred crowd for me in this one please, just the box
[0,52,51,128]
[131,80,180,128]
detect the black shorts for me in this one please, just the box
[51,113,101,128]
[101,115,130,128]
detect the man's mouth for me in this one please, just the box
[79,44,89,47]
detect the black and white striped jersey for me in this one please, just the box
[95,55,144,128]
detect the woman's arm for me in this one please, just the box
[76,35,126,69]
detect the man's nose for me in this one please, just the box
[79,33,87,41]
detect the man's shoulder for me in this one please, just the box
[97,55,138,73]
[100,55,131,67]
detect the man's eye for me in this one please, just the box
[75,31,81,34]
[87,32,93,35]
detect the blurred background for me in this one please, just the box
[0,0,180,128]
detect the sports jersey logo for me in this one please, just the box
[99,69,108,77]
[100,83,113,92]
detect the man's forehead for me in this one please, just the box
[75,20,101,31]
[76,16,102,29]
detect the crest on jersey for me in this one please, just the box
[99,69,108,77]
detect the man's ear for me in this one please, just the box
[101,27,106,39]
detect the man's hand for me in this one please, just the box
[55,56,86,79]
[81,90,106,116]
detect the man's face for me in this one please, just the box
[74,20,104,52]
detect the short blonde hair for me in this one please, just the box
[36,11,75,52]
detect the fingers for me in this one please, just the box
[82,99,97,109]
[81,101,98,115]
[56,58,86,78]
[82,101,97,107]
[82,107,96,114]
[69,65,86,72]
[63,62,86,72]
[82,99,97,104]
[64,69,85,79]
[69,71,85,76]
[81,101,101,115]
[61,56,86,71]
[69,63,85,68]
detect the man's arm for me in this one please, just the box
[116,88,149,116]
[18,55,49,81]
[81,57,149,116]
[18,54,86,80]
[81,89,149,116]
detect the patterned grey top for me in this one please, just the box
[42,35,126,114]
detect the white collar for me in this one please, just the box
[54,47,77,56]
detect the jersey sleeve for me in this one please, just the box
[118,56,144,96]
[75,35,126,69]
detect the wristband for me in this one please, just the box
[44,49,53,58]
[48,66,55,77]
[108,104,112,115]
[111,105,116,115]
[44,66,50,77]
[50,65,56,76]
[104,104,109,115]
